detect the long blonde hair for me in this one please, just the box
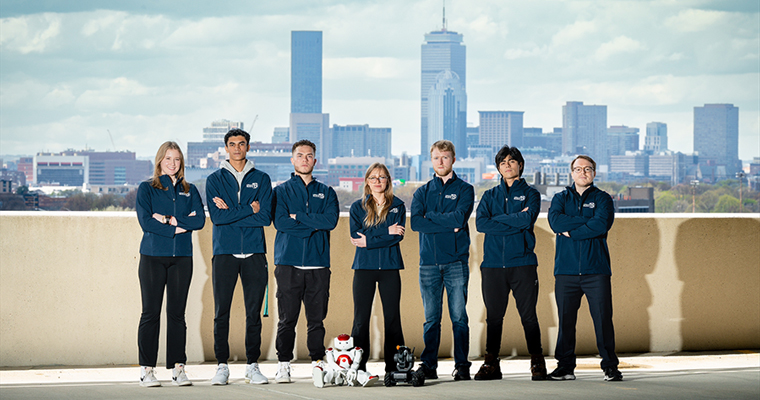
[151,141,190,193]
[362,163,394,227]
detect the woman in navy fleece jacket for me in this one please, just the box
[135,141,205,387]
[349,162,406,375]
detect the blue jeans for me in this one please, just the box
[419,261,471,369]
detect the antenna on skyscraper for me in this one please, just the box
[442,0,447,31]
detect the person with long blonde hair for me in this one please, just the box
[348,162,406,380]
[135,141,205,387]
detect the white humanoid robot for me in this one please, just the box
[313,334,379,388]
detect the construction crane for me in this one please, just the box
[249,115,258,133]
[107,129,117,151]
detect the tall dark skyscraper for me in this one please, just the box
[290,31,330,160]
[421,15,466,160]
[694,103,740,175]
[291,31,322,114]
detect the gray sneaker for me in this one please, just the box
[275,361,291,383]
[245,363,269,384]
[172,363,193,386]
[211,363,230,385]
[140,366,161,387]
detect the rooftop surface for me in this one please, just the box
[2,351,758,400]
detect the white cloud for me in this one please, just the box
[551,20,597,46]
[324,57,415,79]
[665,8,725,32]
[0,14,62,53]
[594,36,646,61]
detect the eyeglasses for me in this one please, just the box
[367,176,388,183]
[572,167,595,174]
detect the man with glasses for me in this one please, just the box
[547,155,623,382]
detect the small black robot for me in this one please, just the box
[384,345,424,387]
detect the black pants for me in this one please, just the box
[274,265,331,362]
[351,269,405,372]
[481,265,543,356]
[137,255,192,368]
[554,274,618,370]
[212,254,268,364]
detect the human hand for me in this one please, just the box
[521,207,529,212]
[290,214,296,220]
[152,213,164,223]
[175,226,187,234]
[559,231,570,237]
[212,197,228,210]
[454,228,460,233]
[388,223,405,236]
[188,211,196,217]
[351,232,367,248]
[251,201,260,214]
[168,216,178,226]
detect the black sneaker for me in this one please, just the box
[604,367,623,381]
[415,364,438,380]
[474,354,501,380]
[547,366,576,381]
[452,364,471,381]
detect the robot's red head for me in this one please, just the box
[337,333,351,341]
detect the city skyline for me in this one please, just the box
[0,1,758,161]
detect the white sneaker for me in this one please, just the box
[172,363,192,386]
[245,363,269,384]
[140,366,161,387]
[211,363,230,385]
[275,361,291,383]
[312,360,326,388]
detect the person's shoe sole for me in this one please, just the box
[172,379,193,386]
[312,367,325,388]
[548,374,576,380]
[604,375,623,381]
[211,380,228,386]
[140,380,161,388]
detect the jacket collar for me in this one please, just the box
[158,174,182,189]
[432,170,459,187]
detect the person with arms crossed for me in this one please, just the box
[547,155,623,382]
[474,145,547,381]
[206,129,273,385]
[410,140,475,381]
[135,141,205,387]
[348,162,406,380]
[272,139,339,383]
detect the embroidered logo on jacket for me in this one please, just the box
[179,192,191,197]
[390,208,398,213]
[513,195,526,201]
[444,194,457,200]
[246,182,259,189]
[583,202,596,209]
[313,193,325,199]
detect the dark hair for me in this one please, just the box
[224,129,250,146]
[430,140,455,158]
[570,155,596,171]
[292,139,317,154]
[495,145,525,177]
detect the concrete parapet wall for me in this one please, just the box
[1,212,758,367]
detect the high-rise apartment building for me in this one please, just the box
[332,124,392,160]
[427,71,467,156]
[421,23,465,159]
[562,101,608,164]
[607,125,640,157]
[644,122,668,153]
[291,31,322,114]
[693,104,740,175]
[272,127,290,143]
[478,111,524,150]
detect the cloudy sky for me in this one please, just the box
[1,0,758,161]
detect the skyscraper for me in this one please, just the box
[693,104,740,175]
[427,70,467,156]
[562,101,608,164]
[644,122,668,153]
[421,18,466,159]
[291,31,322,114]
[607,125,640,156]
[290,31,330,161]
[478,111,524,150]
